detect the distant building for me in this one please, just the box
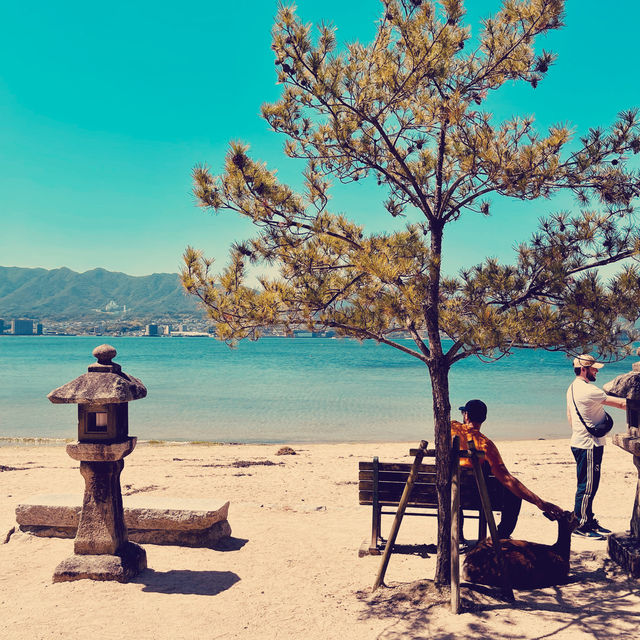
[0,318,4,334]
[11,318,34,335]
[35,323,43,335]
[145,324,159,337]
[163,325,171,335]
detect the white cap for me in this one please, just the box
[573,354,604,369]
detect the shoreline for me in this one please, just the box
[0,432,572,447]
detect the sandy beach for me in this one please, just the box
[2,437,640,639]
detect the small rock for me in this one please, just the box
[276,446,297,456]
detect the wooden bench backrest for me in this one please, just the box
[358,459,504,510]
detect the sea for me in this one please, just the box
[0,336,635,445]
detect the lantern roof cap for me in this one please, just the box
[47,345,147,404]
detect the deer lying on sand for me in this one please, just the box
[462,510,579,589]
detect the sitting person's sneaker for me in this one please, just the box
[588,519,612,534]
[573,526,605,540]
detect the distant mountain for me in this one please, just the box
[0,266,200,320]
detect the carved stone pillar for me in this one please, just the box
[75,460,127,555]
[52,438,147,583]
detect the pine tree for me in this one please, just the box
[182,0,640,585]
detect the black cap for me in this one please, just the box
[458,399,487,423]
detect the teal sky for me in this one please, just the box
[1,0,638,281]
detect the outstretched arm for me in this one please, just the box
[604,395,626,410]
[483,438,564,519]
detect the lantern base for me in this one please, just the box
[66,437,137,462]
[52,541,147,583]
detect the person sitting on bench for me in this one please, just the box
[452,399,563,540]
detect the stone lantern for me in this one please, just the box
[603,352,640,578]
[47,344,147,582]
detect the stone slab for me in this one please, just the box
[53,541,147,583]
[612,433,640,456]
[608,533,640,579]
[127,519,231,548]
[21,519,232,549]
[16,494,231,548]
[603,372,640,399]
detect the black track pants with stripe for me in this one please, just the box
[571,445,604,528]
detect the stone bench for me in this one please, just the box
[15,494,231,548]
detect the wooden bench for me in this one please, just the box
[359,449,506,555]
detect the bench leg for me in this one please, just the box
[370,505,382,553]
[370,457,382,553]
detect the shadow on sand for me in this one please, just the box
[356,550,640,640]
[134,569,240,596]
[385,543,437,559]
[211,536,249,552]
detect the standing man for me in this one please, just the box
[567,354,626,539]
[453,399,563,541]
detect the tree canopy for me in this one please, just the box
[182,0,640,584]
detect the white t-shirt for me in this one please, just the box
[566,378,608,449]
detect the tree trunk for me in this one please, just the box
[424,208,450,585]
[429,357,452,586]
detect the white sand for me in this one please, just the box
[1,438,639,639]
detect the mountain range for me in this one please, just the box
[0,266,200,321]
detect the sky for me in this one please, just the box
[1,0,639,282]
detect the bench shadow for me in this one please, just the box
[388,543,437,558]
[134,569,240,596]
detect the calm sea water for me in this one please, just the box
[0,336,635,444]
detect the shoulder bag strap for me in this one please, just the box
[571,382,590,429]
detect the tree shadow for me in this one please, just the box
[356,551,640,640]
[356,579,453,640]
[134,569,240,596]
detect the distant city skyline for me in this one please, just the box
[1,1,639,284]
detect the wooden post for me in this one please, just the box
[372,440,428,591]
[450,436,461,614]
[467,440,514,603]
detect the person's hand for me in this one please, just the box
[539,501,564,520]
